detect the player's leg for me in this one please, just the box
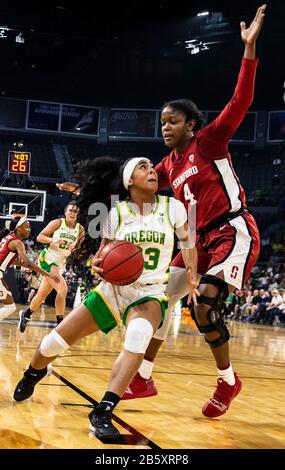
[18,277,53,332]
[0,283,16,320]
[27,287,37,304]
[122,249,202,400]
[90,299,162,440]
[28,265,67,325]
[122,263,189,399]
[51,268,68,325]
[197,213,260,417]
[192,273,242,417]
[13,289,109,402]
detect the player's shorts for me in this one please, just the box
[83,282,168,334]
[172,211,260,290]
[0,272,12,300]
[38,248,65,274]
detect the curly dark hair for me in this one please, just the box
[72,156,128,260]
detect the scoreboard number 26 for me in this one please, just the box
[8,151,31,175]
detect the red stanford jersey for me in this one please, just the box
[156,58,258,231]
[0,233,19,272]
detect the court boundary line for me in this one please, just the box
[51,369,161,450]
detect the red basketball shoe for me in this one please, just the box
[122,373,158,400]
[202,372,242,418]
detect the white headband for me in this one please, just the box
[123,158,151,190]
[15,217,27,229]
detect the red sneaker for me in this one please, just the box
[202,372,242,418]
[121,373,158,400]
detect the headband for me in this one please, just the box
[123,158,151,190]
[15,217,27,229]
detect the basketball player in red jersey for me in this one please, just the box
[56,5,266,418]
[0,217,60,321]
[124,5,266,418]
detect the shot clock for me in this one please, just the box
[8,151,31,175]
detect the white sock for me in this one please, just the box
[139,359,154,379]
[217,364,235,386]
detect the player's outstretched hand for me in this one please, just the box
[56,182,80,194]
[186,269,200,306]
[240,4,266,45]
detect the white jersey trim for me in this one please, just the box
[206,215,252,289]
[0,252,16,272]
[214,158,242,212]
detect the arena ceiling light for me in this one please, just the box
[0,26,9,39]
[15,33,25,44]
[197,11,209,16]
[185,39,210,54]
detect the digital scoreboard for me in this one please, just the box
[8,151,31,175]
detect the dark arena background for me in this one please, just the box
[0,0,284,464]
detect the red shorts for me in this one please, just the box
[171,212,260,289]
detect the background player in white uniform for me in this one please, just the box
[0,217,59,321]
[13,156,198,442]
[18,202,84,331]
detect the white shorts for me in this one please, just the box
[206,215,256,290]
[38,248,65,274]
[83,281,169,334]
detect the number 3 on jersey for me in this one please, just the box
[184,183,197,206]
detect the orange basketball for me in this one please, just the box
[99,240,144,286]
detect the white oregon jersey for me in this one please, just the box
[46,218,80,263]
[105,195,187,287]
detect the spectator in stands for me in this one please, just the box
[27,272,42,305]
[65,278,76,308]
[245,289,261,321]
[264,288,284,325]
[252,289,271,323]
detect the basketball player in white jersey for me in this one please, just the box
[13,156,199,442]
[0,217,60,321]
[18,202,84,332]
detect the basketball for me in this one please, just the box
[99,240,144,286]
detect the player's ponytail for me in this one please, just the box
[72,156,127,260]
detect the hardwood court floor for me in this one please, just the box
[0,305,285,450]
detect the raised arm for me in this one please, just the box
[242,4,267,60]
[197,4,266,157]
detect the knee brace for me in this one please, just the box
[40,329,69,357]
[124,318,153,354]
[0,303,16,320]
[194,274,230,348]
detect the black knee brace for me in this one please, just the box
[193,274,230,348]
